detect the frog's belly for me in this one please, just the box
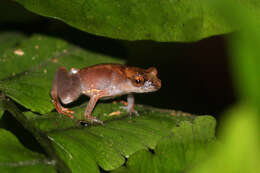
[100,95,123,100]
[100,86,127,100]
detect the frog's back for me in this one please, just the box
[79,64,127,96]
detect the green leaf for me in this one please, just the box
[0,32,26,54]
[0,31,26,118]
[190,105,260,173]
[0,33,124,114]
[0,129,56,173]
[5,98,216,173]
[25,103,195,171]
[228,10,260,110]
[112,116,215,173]
[13,0,237,42]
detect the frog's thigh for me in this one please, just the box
[57,68,81,104]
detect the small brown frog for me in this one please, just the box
[51,64,161,124]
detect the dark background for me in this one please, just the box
[0,0,236,128]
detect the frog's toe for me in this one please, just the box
[120,106,139,116]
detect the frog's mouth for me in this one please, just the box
[136,80,161,93]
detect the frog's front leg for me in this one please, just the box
[51,67,81,119]
[120,94,139,116]
[83,95,104,124]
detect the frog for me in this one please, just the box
[51,64,161,124]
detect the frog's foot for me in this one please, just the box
[52,99,75,119]
[86,115,103,125]
[58,107,75,119]
[120,106,139,117]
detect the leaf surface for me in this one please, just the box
[0,32,26,54]
[13,0,241,41]
[0,129,56,173]
[112,116,215,172]
[21,102,216,172]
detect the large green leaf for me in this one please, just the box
[0,32,26,54]
[0,32,27,118]
[13,0,239,42]
[0,33,123,114]
[4,98,216,173]
[112,116,215,173]
[0,129,56,173]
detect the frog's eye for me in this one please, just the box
[135,79,142,84]
[132,75,144,87]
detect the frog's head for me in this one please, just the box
[125,66,161,93]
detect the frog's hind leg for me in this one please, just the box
[57,67,81,104]
[51,67,81,118]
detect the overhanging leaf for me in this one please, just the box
[0,33,124,114]
[13,0,238,42]
[0,129,56,173]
